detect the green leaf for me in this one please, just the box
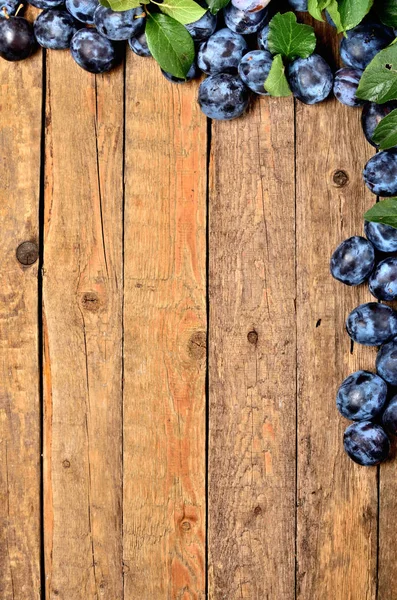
[326,0,344,32]
[264,54,292,97]
[337,0,374,30]
[376,0,397,27]
[268,12,316,61]
[205,0,229,14]
[364,198,397,228]
[99,0,111,6]
[372,108,397,149]
[157,0,206,25]
[356,44,397,103]
[308,0,330,21]
[107,0,141,9]
[145,12,195,78]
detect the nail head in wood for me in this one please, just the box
[332,170,349,188]
[16,241,39,266]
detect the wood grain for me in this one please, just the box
[208,97,296,599]
[0,25,43,599]
[123,54,207,598]
[42,53,124,598]
[296,20,378,600]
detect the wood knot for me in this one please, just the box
[16,241,39,266]
[188,331,206,360]
[62,459,71,469]
[247,330,258,345]
[81,292,100,312]
[332,170,349,188]
[254,506,262,516]
[181,520,191,531]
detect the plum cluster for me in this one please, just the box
[0,0,395,121]
[330,218,397,466]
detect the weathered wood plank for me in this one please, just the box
[208,97,296,599]
[296,21,378,600]
[123,54,207,598]
[0,25,43,599]
[43,54,124,598]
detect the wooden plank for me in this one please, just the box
[123,55,207,598]
[0,19,43,599]
[379,445,397,600]
[296,21,378,600]
[43,54,124,597]
[208,98,296,598]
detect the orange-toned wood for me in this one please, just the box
[42,53,124,598]
[0,19,42,598]
[123,54,207,599]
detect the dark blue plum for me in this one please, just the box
[0,17,36,61]
[333,67,364,107]
[365,220,397,253]
[162,60,199,83]
[198,73,249,120]
[337,371,388,421]
[94,5,144,41]
[238,49,272,95]
[231,0,270,12]
[29,0,64,8]
[65,0,98,24]
[344,421,390,466]
[0,0,20,18]
[128,31,150,57]
[287,0,307,10]
[340,23,394,70]
[362,102,397,148]
[34,9,78,49]
[363,149,397,197]
[330,236,375,286]
[224,3,268,35]
[197,28,247,75]
[185,10,217,42]
[377,339,397,386]
[288,54,333,105]
[257,23,269,51]
[383,395,397,436]
[346,302,397,346]
[70,28,117,73]
[369,257,397,301]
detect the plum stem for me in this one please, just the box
[15,3,24,15]
[2,7,9,18]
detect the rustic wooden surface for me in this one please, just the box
[43,51,124,599]
[0,14,393,600]
[208,97,296,599]
[0,7,42,598]
[123,54,207,598]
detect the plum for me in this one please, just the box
[288,54,333,105]
[70,28,118,73]
[330,236,375,286]
[337,370,388,421]
[238,49,272,95]
[197,28,247,75]
[369,257,397,301]
[344,421,390,466]
[198,72,249,120]
[377,339,397,386]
